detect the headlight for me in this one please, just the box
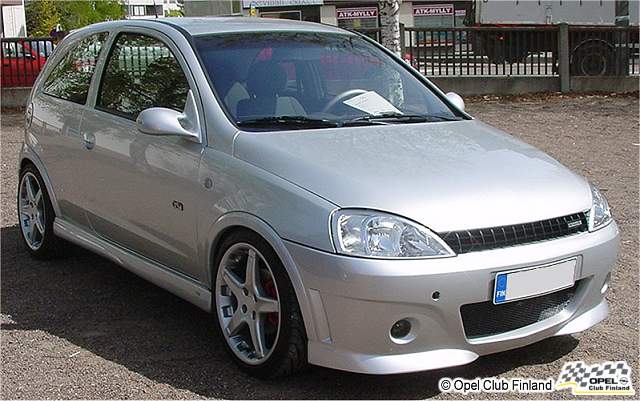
[589,184,612,231]
[331,210,455,259]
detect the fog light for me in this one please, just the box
[390,319,412,339]
[601,272,611,294]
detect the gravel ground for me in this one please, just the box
[1,93,638,399]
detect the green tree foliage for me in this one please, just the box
[25,0,60,36]
[165,9,183,17]
[26,0,125,36]
[165,0,184,17]
[58,1,125,31]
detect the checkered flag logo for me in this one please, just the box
[558,361,588,386]
[556,360,634,395]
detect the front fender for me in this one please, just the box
[207,212,316,341]
[204,211,318,342]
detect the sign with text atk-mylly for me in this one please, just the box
[413,4,454,16]
[336,7,378,20]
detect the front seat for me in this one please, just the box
[237,61,306,119]
[204,59,249,116]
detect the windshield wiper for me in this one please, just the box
[343,112,462,126]
[236,116,339,129]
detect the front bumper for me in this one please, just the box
[286,221,619,374]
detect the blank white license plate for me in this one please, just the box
[493,258,577,304]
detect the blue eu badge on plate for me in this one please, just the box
[494,273,508,304]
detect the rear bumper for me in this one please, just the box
[286,222,619,374]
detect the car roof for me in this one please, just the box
[162,17,351,36]
[80,17,353,38]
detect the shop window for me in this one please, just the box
[260,11,302,20]
[413,4,455,45]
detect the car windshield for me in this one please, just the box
[195,32,462,130]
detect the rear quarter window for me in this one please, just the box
[42,33,108,105]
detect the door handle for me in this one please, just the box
[83,133,95,150]
[25,103,33,128]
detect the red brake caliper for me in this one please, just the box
[263,278,279,326]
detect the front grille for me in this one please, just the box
[439,212,588,254]
[460,283,577,339]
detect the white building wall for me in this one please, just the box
[2,3,26,37]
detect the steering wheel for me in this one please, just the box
[322,89,368,113]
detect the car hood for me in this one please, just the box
[233,120,591,232]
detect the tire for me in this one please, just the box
[504,44,528,64]
[571,41,615,76]
[485,36,528,64]
[212,230,307,378]
[485,36,506,64]
[17,164,68,259]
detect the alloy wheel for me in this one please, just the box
[215,243,281,365]
[18,172,46,250]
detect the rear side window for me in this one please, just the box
[97,33,190,120]
[42,33,107,105]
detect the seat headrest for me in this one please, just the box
[246,61,287,97]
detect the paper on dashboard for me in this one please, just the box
[343,91,402,115]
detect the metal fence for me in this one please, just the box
[2,26,639,88]
[568,26,639,76]
[357,25,640,78]
[405,26,559,76]
[1,37,56,87]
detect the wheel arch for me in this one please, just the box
[19,145,61,217]
[205,211,318,342]
[571,38,615,60]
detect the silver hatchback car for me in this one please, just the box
[18,17,618,377]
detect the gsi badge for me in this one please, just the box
[568,220,583,228]
[172,200,184,211]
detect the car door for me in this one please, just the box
[79,29,205,281]
[30,32,109,229]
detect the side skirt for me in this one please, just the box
[54,218,212,312]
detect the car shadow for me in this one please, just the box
[1,225,579,399]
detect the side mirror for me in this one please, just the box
[136,90,201,143]
[445,92,465,112]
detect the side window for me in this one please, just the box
[97,33,190,120]
[2,42,25,58]
[43,33,107,105]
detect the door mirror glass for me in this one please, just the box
[445,92,465,111]
[136,90,201,142]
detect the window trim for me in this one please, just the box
[94,30,193,122]
[40,31,110,106]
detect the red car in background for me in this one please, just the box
[1,39,54,87]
